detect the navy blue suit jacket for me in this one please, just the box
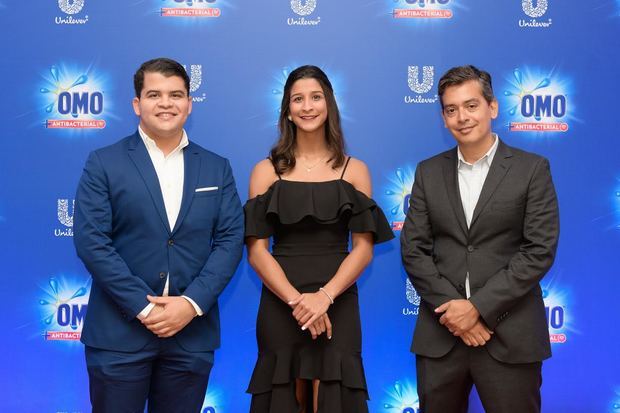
[74,132,244,352]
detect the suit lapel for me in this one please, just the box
[172,142,201,235]
[442,148,469,235]
[470,140,513,227]
[127,132,171,234]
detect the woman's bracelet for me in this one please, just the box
[319,287,334,305]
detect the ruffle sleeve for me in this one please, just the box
[243,180,395,244]
[243,187,277,239]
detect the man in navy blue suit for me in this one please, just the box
[74,58,244,413]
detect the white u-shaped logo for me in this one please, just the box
[183,64,202,93]
[291,0,317,16]
[407,66,434,94]
[57,199,74,227]
[522,0,548,18]
[406,279,421,306]
[58,0,85,15]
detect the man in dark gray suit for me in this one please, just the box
[401,65,559,413]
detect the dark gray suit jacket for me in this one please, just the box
[401,140,559,364]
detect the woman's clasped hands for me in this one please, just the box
[289,292,333,340]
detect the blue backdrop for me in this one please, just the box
[1,1,619,412]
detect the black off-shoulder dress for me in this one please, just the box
[244,159,394,413]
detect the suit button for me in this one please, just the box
[458,283,465,290]
[159,272,166,279]
[467,245,475,252]
[168,239,174,246]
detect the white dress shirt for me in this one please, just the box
[457,134,499,298]
[137,126,203,319]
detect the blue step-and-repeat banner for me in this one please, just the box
[1,1,619,412]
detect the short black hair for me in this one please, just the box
[133,58,190,98]
[438,65,495,108]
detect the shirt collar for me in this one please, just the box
[138,126,189,157]
[457,134,499,168]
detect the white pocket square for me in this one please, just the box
[195,186,218,192]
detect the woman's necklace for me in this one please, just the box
[300,153,329,172]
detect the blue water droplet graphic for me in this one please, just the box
[395,168,404,184]
[49,277,59,295]
[513,68,523,86]
[50,65,60,82]
[70,287,87,300]
[70,74,88,88]
[394,381,403,398]
[533,78,550,91]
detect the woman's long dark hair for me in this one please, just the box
[270,65,346,175]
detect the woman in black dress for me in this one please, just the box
[244,65,393,413]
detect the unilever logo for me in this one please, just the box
[522,0,547,17]
[183,64,206,103]
[160,0,221,18]
[403,278,421,316]
[381,166,415,231]
[501,67,573,133]
[392,0,454,19]
[405,65,438,104]
[291,0,316,15]
[520,0,552,27]
[55,198,74,237]
[39,63,110,130]
[289,0,320,25]
[39,275,91,341]
[382,380,420,412]
[56,0,88,24]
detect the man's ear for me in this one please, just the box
[132,97,141,117]
[490,99,499,120]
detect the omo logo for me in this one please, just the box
[382,166,415,230]
[383,380,420,412]
[403,0,449,5]
[57,302,87,329]
[503,67,572,132]
[408,66,434,94]
[160,0,221,17]
[58,0,84,14]
[58,89,103,117]
[172,0,216,4]
[40,64,108,129]
[522,0,548,18]
[541,285,571,344]
[521,93,566,119]
[39,275,91,341]
[392,0,453,19]
[200,390,222,413]
[545,304,564,330]
[291,0,316,16]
